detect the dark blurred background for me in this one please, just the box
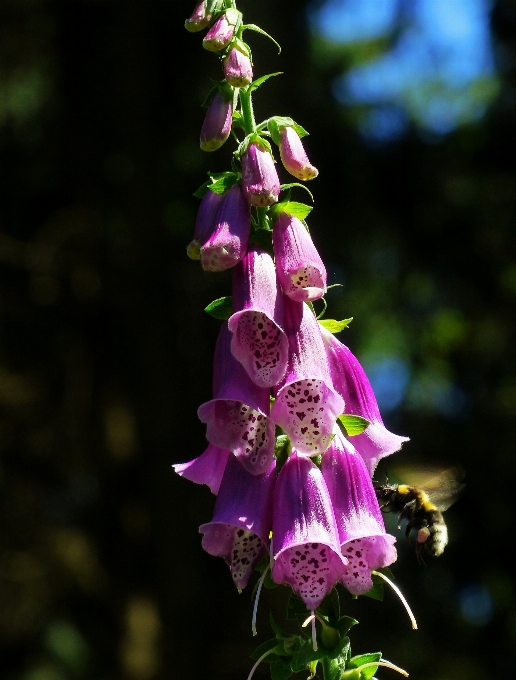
[1,0,515,678]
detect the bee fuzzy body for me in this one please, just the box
[375,483,449,560]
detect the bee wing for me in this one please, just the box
[392,465,465,511]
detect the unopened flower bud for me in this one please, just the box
[200,90,233,152]
[203,9,241,52]
[187,188,224,260]
[241,142,280,206]
[279,126,319,181]
[184,1,211,32]
[224,44,253,88]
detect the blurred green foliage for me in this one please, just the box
[0,1,515,679]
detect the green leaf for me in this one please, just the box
[204,296,232,320]
[319,318,353,333]
[267,116,309,145]
[208,173,239,195]
[279,183,314,201]
[271,659,293,680]
[242,25,282,54]
[247,72,283,94]
[326,635,350,661]
[250,638,282,661]
[291,640,327,672]
[276,201,313,220]
[348,652,382,680]
[361,574,384,601]
[337,414,371,436]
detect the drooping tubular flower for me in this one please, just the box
[322,428,397,595]
[279,126,319,181]
[173,443,230,495]
[202,9,241,52]
[272,212,327,302]
[228,245,288,388]
[184,1,212,33]
[321,326,409,476]
[224,42,253,88]
[200,183,250,272]
[200,88,233,152]
[197,323,275,475]
[241,141,280,207]
[200,454,276,589]
[187,188,224,260]
[271,297,344,455]
[271,451,348,610]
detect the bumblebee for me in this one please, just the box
[374,467,464,561]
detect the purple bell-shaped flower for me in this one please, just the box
[241,141,280,207]
[197,323,275,475]
[173,443,230,495]
[271,452,347,610]
[200,184,250,272]
[228,245,288,388]
[321,428,397,595]
[272,212,327,302]
[200,454,276,589]
[279,126,319,181]
[271,297,344,455]
[184,1,212,32]
[200,89,233,152]
[224,43,253,88]
[321,326,409,476]
[202,9,241,52]
[187,188,224,261]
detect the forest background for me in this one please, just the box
[0,1,515,679]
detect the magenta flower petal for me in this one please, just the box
[241,142,280,207]
[200,184,250,272]
[322,429,397,595]
[279,126,319,181]
[187,188,224,260]
[272,212,327,302]
[200,90,233,152]
[228,246,288,388]
[271,297,344,455]
[271,452,347,610]
[185,1,212,32]
[224,45,253,87]
[200,455,276,589]
[197,323,275,475]
[202,10,240,52]
[322,326,409,476]
[173,444,230,495]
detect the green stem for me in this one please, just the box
[239,87,256,136]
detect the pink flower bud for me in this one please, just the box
[203,9,241,52]
[200,184,250,272]
[184,1,211,33]
[241,142,280,207]
[186,188,224,260]
[200,91,233,152]
[223,45,253,88]
[279,126,319,181]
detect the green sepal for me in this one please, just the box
[319,318,353,334]
[204,296,233,320]
[235,131,273,160]
[200,80,234,108]
[250,638,284,662]
[232,109,245,130]
[250,227,273,254]
[347,652,382,680]
[263,567,279,590]
[326,635,351,662]
[271,659,293,680]
[193,172,239,198]
[269,200,313,222]
[337,616,359,637]
[286,593,310,629]
[247,71,283,94]
[337,414,371,436]
[361,567,395,601]
[291,639,328,672]
[241,24,282,54]
[267,116,309,145]
[279,183,314,201]
[206,0,225,15]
